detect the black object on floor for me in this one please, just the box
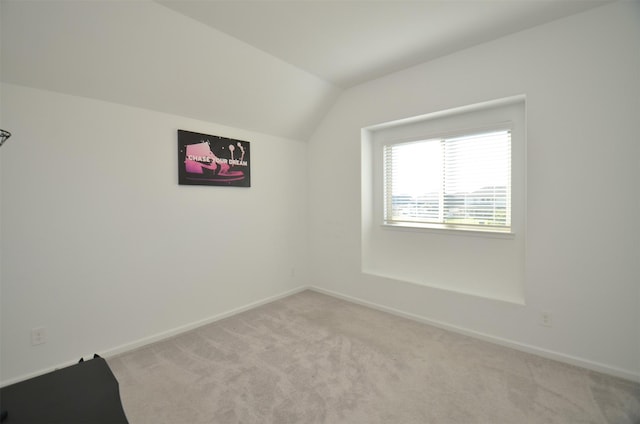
[0,356,128,424]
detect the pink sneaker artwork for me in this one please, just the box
[178,130,250,187]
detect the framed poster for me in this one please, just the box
[178,130,251,187]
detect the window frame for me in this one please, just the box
[382,123,514,234]
[367,96,525,239]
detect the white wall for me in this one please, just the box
[308,1,640,380]
[0,83,308,384]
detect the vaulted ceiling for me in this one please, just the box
[1,0,610,141]
[157,0,611,88]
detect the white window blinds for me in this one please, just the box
[384,129,511,232]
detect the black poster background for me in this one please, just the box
[178,130,251,187]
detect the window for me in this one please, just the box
[361,96,526,303]
[383,128,511,232]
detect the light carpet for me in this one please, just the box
[107,290,640,423]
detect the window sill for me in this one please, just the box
[381,222,515,238]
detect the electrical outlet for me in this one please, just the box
[539,312,552,327]
[31,327,47,346]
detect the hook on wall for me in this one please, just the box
[0,129,12,147]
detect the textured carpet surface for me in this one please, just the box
[107,290,640,423]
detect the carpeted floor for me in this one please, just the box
[107,290,640,423]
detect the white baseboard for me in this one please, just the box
[1,286,307,388]
[100,286,308,359]
[4,284,637,387]
[309,286,640,383]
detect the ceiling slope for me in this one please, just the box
[158,0,612,88]
[1,0,612,141]
[0,0,340,141]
